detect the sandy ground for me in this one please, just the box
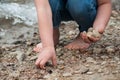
[0,10,120,80]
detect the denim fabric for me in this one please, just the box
[49,0,97,32]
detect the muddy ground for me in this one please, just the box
[0,10,120,80]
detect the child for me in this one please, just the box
[33,0,112,69]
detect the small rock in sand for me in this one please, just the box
[63,73,72,77]
[93,48,102,54]
[87,72,93,75]
[16,51,26,62]
[105,46,115,53]
[30,56,37,61]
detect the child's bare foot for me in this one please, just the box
[33,43,43,53]
[64,33,91,50]
[34,28,60,53]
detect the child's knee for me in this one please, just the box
[66,0,97,21]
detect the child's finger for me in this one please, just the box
[88,36,100,42]
[81,31,87,39]
[39,60,46,69]
[81,32,91,43]
[52,56,57,66]
[35,58,42,67]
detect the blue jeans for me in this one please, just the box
[49,0,97,32]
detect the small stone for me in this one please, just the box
[101,56,109,59]
[106,46,115,53]
[7,63,15,66]
[58,65,65,70]
[54,78,58,80]
[63,73,72,77]
[98,69,103,73]
[56,48,62,52]
[58,60,64,65]
[87,32,93,37]
[112,10,118,17]
[101,61,107,65]
[44,74,50,79]
[30,56,37,61]
[26,48,32,56]
[68,31,75,35]
[114,57,120,61]
[88,27,94,32]
[75,66,89,74]
[110,61,116,63]
[9,71,20,78]
[86,57,96,63]
[104,71,110,75]
[26,41,33,46]
[93,48,102,54]
[118,62,120,65]
[74,77,83,80]
[16,51,26,62]
[87,72,93,75]
[81,68,89,74]
[85,64,90,67]
[112,71,118,74]
[92,30,101,38]
[40,70,46,75]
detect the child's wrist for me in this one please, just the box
[93,26,105,34]
[43,44,55,50]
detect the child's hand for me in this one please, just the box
[35,47,57,69]
[81,28,102,43]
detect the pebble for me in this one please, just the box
[56,48,62,52]
[9,71,20,78]
[98,69,103,73]
[118,61,120,65]
[74,66,89,74]
[54,78,58,80]
[87,72,93,75]
[105,46,115,53]
[26,41,33,46]
[68,31,75,35]
[58,65,65,70]
[63,73,72,77]
[104,71,110,75]
[58,60,64,65]
[93,48,102,54]
[0,63,5,71]
[92,30,101,38]
[101,56,109,60]
[112,71,119,74]
[110,60,116,63]
[101,61,107,65]
[43,74,50,79]
[81,68,89,74]
[85,64,90,67]
[74,77,83,80]
[30,56,37,61]
[88,27,94,32]
[40,70,46,75]
[26,48,32,56]
[112,10,118,17]
[16,51,26,62]
[114,57,120,61]
[86,57,96,63]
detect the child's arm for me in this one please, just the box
[34,0,56,69]
[93,0,112,33]
[81,0,112,43]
